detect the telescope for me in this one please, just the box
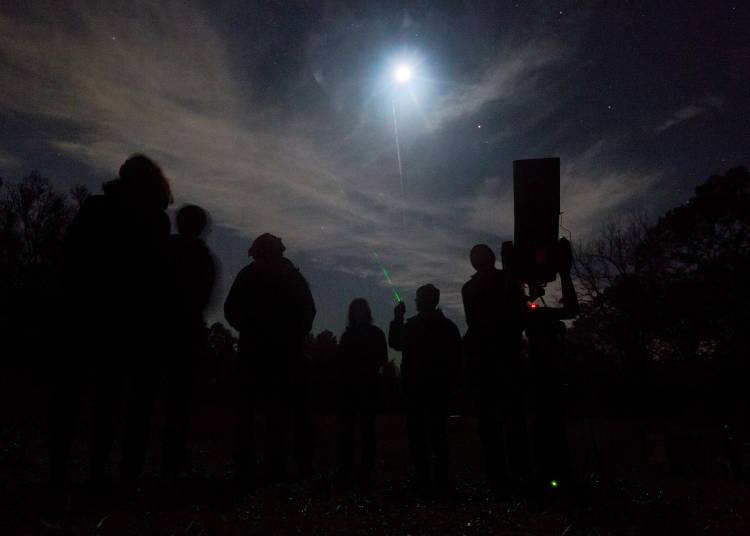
[512,157,561,289]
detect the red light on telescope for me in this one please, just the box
[529,303,538,309]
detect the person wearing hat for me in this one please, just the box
[388,284,462,491]
[225,233,316,483]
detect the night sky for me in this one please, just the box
[0,1,748,335]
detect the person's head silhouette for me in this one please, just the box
[416,284,440,313]
[470,244,496,272]
[348,298,373,327]
[248,233,285,259]
[176,204,209,238]
[105,154,173,210]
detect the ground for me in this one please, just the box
[1,378,749,535]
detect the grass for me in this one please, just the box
[1,376,749,535]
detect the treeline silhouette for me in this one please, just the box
[1,161,749,495]
[565,167,750,468]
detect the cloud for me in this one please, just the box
[0,148,20,168]
[462,140,664,241]
[462,176,514,236]
[0,1,663,321]
[656,96,723,133]
[430,39,568,129]
[0,2,472,308]
[559,141,663,235]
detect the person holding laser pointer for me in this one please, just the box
[389,284,462,493]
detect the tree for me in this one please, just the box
[571,213,654,363]
[641,166,750,363]
[69,184,90,210]
[570,166,750,364]
[3,171,73,267]
[0,172,84,367]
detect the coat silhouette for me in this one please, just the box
[225,233,316,482]
[50,154,172,487]
[389,284,461,488]
[337,298,388,484]
[462,243,529,490]
[162,204,216,479]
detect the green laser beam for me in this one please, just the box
[372,253,402,303]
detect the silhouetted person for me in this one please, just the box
[462,243,529,491]
[225,233,316,483]
[336,298,388,486]
[389,285,461,490]
[51,154,172,488]
[162,205,216,480]
[525,237,579,489]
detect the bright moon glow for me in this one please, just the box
[393,65,413,84]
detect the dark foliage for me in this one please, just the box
[571,166,750,365]
[0,172,85,370]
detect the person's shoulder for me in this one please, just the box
[156,211,171,235]
[70,194,117,231]
[488,267,506,281]
[479,268,510,290]
[278,258,303,278]
[499,268,515,279]
[404,314,420,326]
[437,310,460,329]
[181,235,208,251]
[235,263,256,278]
[82,193,108,207]
[168,233,187,245]
[77,194,110,217]
[279,257,297,271]
[367,324,386,338]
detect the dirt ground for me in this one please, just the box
[2,380,749,536]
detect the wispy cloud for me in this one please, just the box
[0,2,469,306]
[0,148,20,168]
[462,176,514,237]
[461,140,663,242]
[656,96,722,133]
[0,1,663,320]
[430,40,568,129]
[560,141,663,234]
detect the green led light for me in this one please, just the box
[550,480,559,488]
